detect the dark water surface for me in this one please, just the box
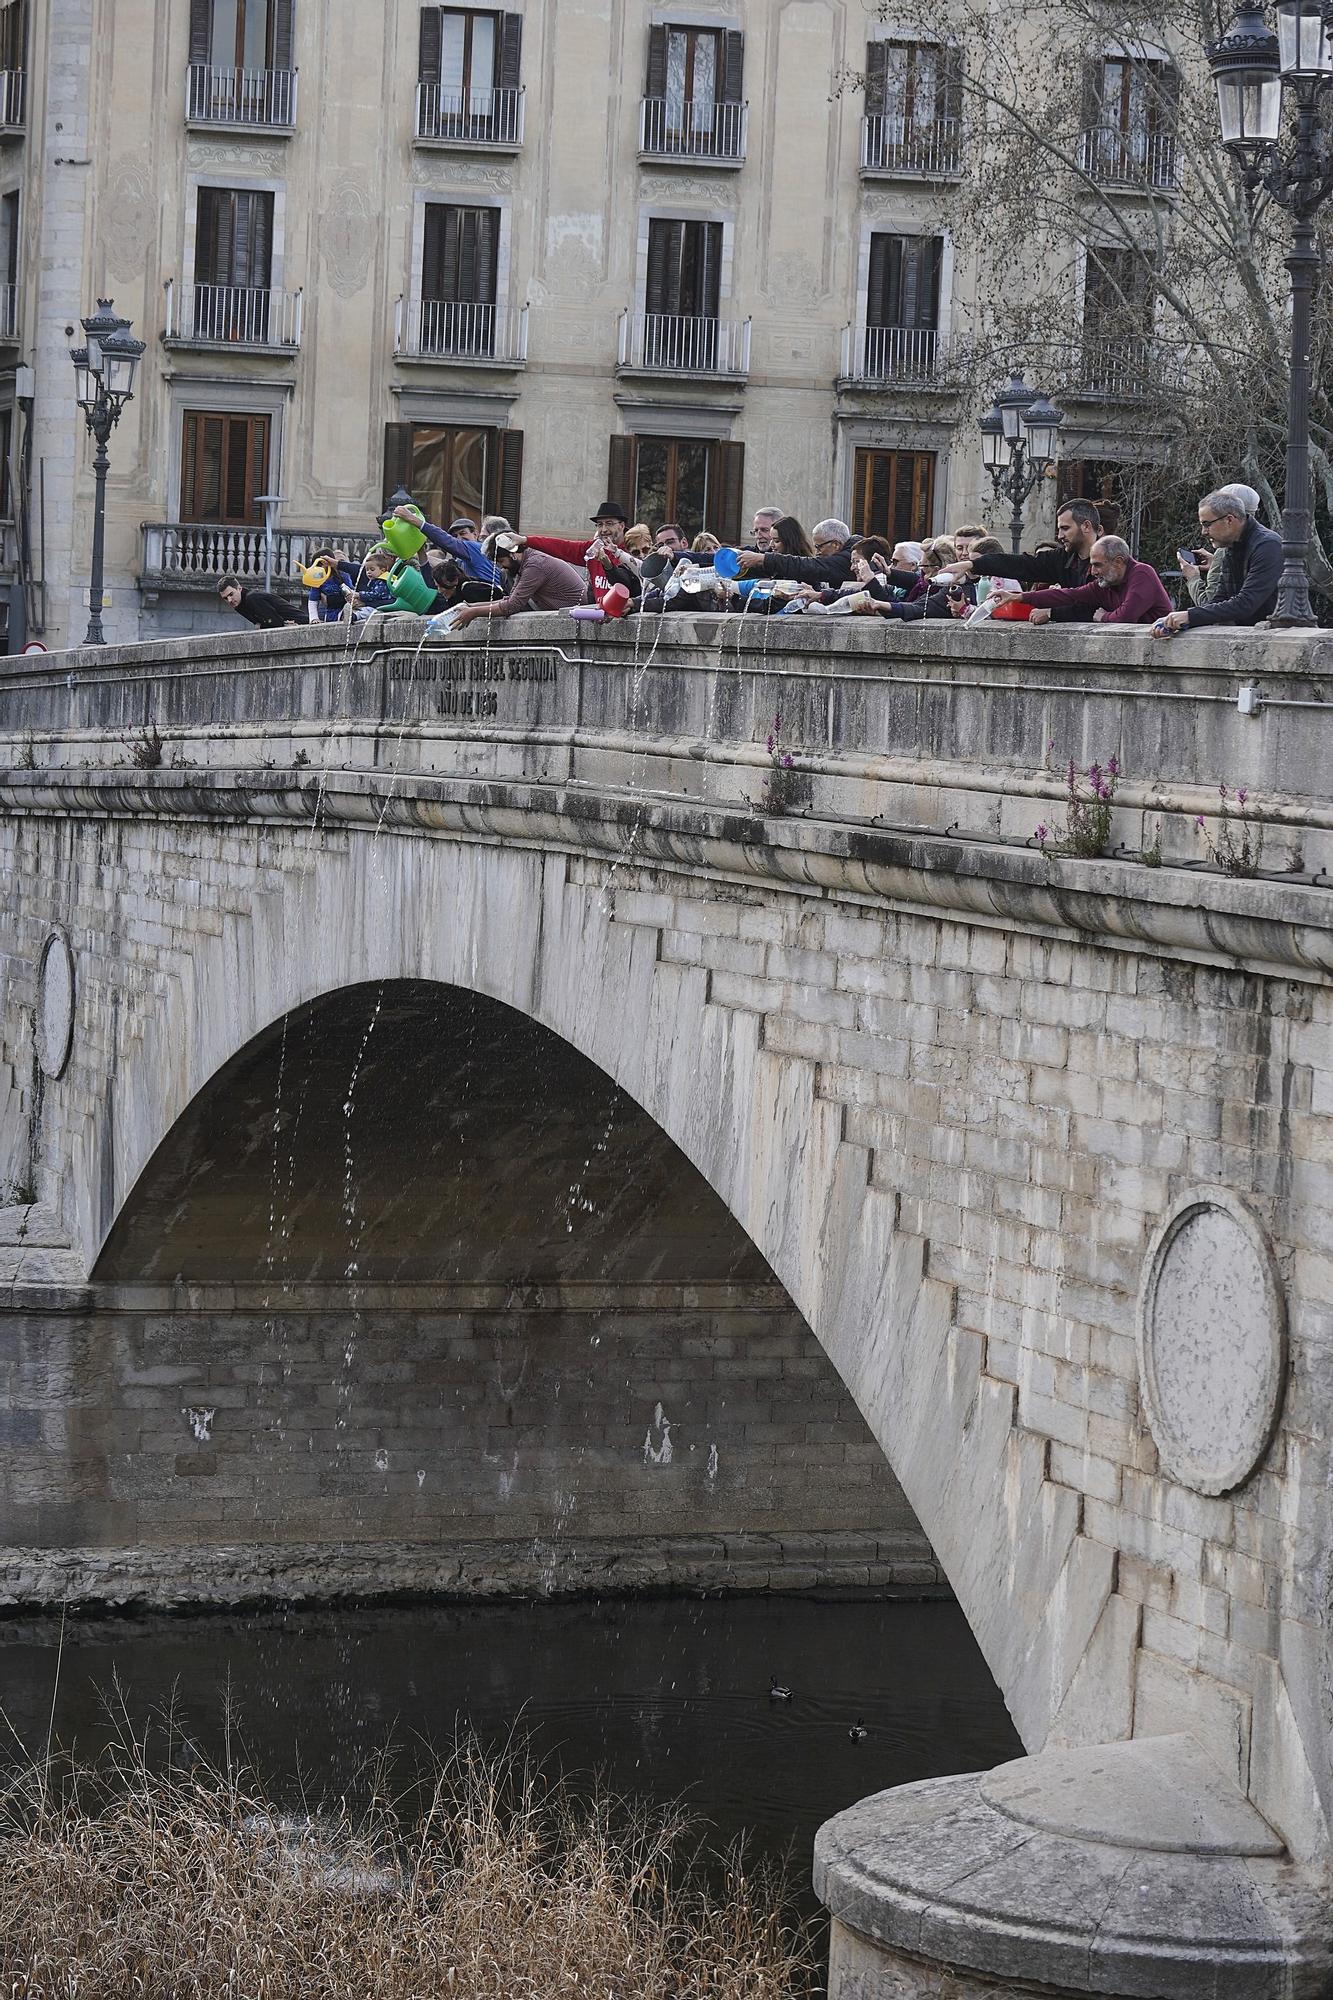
[0,1596,1021,1926]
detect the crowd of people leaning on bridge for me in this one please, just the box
[216,480,1285,642]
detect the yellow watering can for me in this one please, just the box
[300,556,335,589]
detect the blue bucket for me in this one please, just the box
[713,546,742,580]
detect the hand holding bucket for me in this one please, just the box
[713,547,742,580]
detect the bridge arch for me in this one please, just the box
[51,820,1109,1760]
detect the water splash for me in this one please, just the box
[643,1402,673,1467]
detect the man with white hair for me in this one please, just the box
[1154,489,1283,635]
[1181,482,1259,606]
[736,518,857,589]
[749,507,782,551]
[997,536,1171,626]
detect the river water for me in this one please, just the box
[0,1594,1020,1938]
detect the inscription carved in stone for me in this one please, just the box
[36,929,75,1081]
[1137,1189,1286,1496]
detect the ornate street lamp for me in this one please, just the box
[1209,0,1333,624]
[69,299,145,646]
[979,374,1066,554]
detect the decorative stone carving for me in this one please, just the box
[36,929,75,1081]
[414,158,513,191]
[185,141,284,175]
[638,174,737,201]
[321,172,375,299]
[1137,1187,1286,1496]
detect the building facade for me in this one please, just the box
[0,0,1173,647]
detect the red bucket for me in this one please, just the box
[601,583,632,619]
[990,599,1034,622]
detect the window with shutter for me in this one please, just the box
[181,410,270,523]
[421,203,499,354]
[194,188,274,339]
[400,424,498,524]
[1089,56,1179,184]
[1081,246,1154,393]
[644,219,721,367]
[488,428,524,526]
[0,0,27,71]
[623,434,741,542]
[852,449,936,543]
[867,41,962,170]
[864,233,942,378]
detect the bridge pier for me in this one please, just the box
[817,1736,1332,1999]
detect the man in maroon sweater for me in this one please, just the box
[997,536,1171,625]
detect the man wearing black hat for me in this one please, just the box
[525,499,640,597]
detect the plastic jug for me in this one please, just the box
[382,509,427,561]
[387,560,437,614]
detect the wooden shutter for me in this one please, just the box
[488,428,524,525]
[197,186,230,285]
[711,440,744,546]
[695,221,721,319]
[383,422,415,508]
[940,45,964,122]
[866,232,889,327]
[1081,58,1103,136]
[646,22,668,94]
[242,190,274,288]
[864,39,888,118]
[449,207,497,302]
[272,0,294,68]
[475,208,499,302]
[422,204,449,299]
[419,5,441,85]
[607,435,637,518]
[498,12,522,89]
[189,0,211,65]
[721,29,744,100]
[645,218,674,315]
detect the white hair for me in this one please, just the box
[1219,483,1260,518]
[752,506,782,524]
[481,514,511,536]
[813,519,851,544]
[893,541,926,567]
[1201,489,1248,522]
[1092,535,1131,563]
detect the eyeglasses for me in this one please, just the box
[814,538,840,552]
[1198,516,1223,528]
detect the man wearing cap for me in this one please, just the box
[524,500,641,597]
[392,504,503,591]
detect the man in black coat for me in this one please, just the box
[1153,492,1283,635]
[962,499,1101,611]
[218,576,303,628]
[735,518,857,589]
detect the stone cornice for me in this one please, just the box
[4,764,1331,980]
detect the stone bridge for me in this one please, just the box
[3,614,1333,1997]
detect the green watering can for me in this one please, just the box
[381,507,427,560]
[387,559,437,614]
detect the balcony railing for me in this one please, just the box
[1075,334,1173,400]
[840,322,947,384]
[141,523,380,591]
[860,114,962,177]
[164,279,303,349]
[414,81,525,146]
[393,297,528,363]
[0,69,23,130]
[617,312,751,377]
[638,97,747,163]
[186,62,297,128]
[1078,128,1177,190]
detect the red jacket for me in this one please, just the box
[1021,557,1171,624]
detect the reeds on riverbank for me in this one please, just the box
[0,1718,819,1998]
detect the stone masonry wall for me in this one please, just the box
[0,1290,926,1604]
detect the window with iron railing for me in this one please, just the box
[187,0,296,126]
[1080,56,1179,188]
[641,23,745,159]
[859,232,943,380]
[0,188,17,339]
[193,186,279,342]
[417,202,501,356]
[0,0,25,126]
[641,217,724,368]
[1080,246,1157,394]
[862,39,963,175]
[417,7,523,142]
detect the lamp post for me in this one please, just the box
[69,299,145,646]
[1208,0,1333,625]
[979,373,1066,555]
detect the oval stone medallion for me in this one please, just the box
[36,928,75,1080]
[1137,1189,1286,1496]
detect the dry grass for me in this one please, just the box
[0,1709,819,1999]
